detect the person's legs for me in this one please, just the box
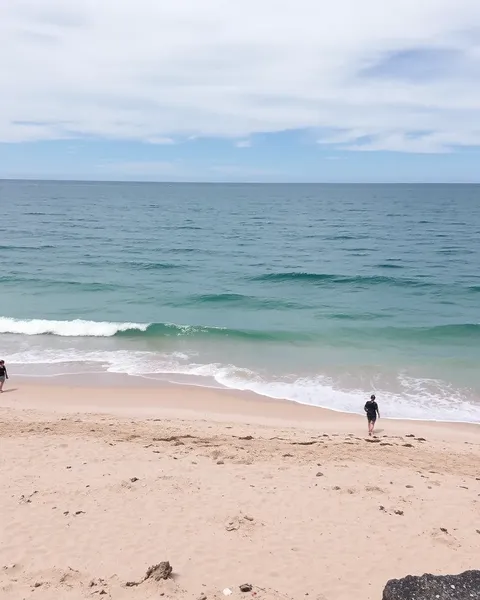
[0,377,4,392]
[368,418,375,435]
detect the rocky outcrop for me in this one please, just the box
[383,570,480,600]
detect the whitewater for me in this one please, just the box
[3,316,480,424]
[0,317,149,337]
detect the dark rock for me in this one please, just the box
[130,477,139,483]
[416,437,427,442]
[440,527,448,533]
[403,443,414,448]
[394,510,404,516]
[316,472,324,477]
[365,438,381,443]
[144,562,173,581]
[125,564,173,586]
[382,570,480,600]
[405,434,415,438]
[240,583,253,592]
[239,435,253,441]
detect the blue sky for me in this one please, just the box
[2,135,480,183]
[2,1,480,182]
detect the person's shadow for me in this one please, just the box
[2,388,18,393]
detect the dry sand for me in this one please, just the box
[1,382,479,600]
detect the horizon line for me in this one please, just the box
[1,178,480,186]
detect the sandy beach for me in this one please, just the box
[1,382,479,600]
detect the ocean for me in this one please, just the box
[1,180,479,422]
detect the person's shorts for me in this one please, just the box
[0,377,5,383]
[367,415,376,423]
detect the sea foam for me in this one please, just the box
[0,317,149,337]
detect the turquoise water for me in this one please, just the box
[1,180,479,422]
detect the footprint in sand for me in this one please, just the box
[224,514,257,533]
[365,486,385,494]
[430,529,460,549]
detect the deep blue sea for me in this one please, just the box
[1,180,479,422]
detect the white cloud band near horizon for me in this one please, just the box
[2,0,480,153]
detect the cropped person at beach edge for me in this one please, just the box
[0,360,9,393]
[364,394,380,436]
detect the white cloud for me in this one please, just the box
[346,133,450,154]
[1,1,480,152]
[235,140,252,148]
[146,137,176,145]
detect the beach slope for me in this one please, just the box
[1,384,479,600]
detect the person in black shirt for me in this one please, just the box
[0,360,8,393]
[364,394,380,436]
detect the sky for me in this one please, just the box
[1,0,480,182]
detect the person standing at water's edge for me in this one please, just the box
[364,394,380,436]
[0,360,9,392]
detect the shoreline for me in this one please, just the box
[2,378,479,441]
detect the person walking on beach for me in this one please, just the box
[0,360,8,393]
[364,394,380,436]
